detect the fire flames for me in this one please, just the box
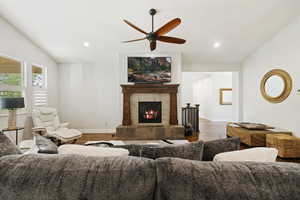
[144,110,158,119]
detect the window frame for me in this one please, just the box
[32,63,47,90]
[0,53,27,116]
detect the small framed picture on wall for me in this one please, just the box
[220,88,232,105]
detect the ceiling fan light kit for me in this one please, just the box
[123,8,186,51]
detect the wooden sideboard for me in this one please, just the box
[227,123,292,147]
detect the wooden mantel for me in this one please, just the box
[121,84,179,126]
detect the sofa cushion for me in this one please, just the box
[116,141,204,160]
[155,158,300,200]
[202,137,240,161]
[0,154,156,200]
[0,134,21,157]
[35,135,58,154]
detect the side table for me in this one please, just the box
[2,127,24,145]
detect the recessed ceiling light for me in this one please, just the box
[213,42,221,48]
[83,42,90,48]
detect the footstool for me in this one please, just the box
[58,144,129,157]
[267,134,300,158]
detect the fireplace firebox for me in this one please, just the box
[138,102,162,123]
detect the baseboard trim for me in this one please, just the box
[79,129,116,134]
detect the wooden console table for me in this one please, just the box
[227,124,292,147]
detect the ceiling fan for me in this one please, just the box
[123,8,186,51]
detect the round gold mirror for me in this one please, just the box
[260,69,292,103]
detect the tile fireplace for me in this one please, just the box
[116,84,184,140]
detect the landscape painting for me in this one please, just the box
[128,57,172,83]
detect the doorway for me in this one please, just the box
[181,72,241,122]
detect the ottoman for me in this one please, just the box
[267,134,300,158]
[58,144,129,157]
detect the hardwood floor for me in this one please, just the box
[76,134,116,144]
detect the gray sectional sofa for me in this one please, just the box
[1,154,300,200]
[1,134,300,200]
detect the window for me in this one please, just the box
[32,65,47,107]
[0,55,25,114]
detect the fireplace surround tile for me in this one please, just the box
[117,84,184,140]
[131,93,169,125]
[121,84,179,126]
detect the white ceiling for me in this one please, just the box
[0,0,300,67]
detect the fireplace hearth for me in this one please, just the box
[139,102,162,123]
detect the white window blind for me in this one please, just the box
[33,89,48,107]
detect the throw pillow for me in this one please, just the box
[0,133,21,157]
[213,147,278,162]
[35,135,58,154]
[202,137,240,161]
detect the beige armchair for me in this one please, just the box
[32,107,82,144]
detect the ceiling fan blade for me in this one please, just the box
[150,41,156,51]
[155,18,181,36]
[158,36,186,44]
[123,20,147,35]
[122,38,146,43]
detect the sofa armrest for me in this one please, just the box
[60,123,69,128]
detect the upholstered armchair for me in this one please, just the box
[32,107,82,144]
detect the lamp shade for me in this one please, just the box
[0,98,25,109]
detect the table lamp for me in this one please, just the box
[0,98,25,130]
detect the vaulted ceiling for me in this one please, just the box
[0,0,299,67]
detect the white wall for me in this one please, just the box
[242,15,300,136]
[59,52,182,132]
[182,72,234,121]
[0,17,59,130]
[232,71,242,122]
[59,61,119,133]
